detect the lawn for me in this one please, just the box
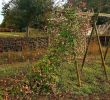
[0,53,110,99]
[0,35,109,99]
[0,30,48,38]
[0,32,25,37]
[0,62,34,78]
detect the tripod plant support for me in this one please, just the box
[94,23,108,80]
[81,13,108,81]
[81,13,99,71]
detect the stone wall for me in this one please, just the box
[0,37,48,52]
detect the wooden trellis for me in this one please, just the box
[71,12,110,87]
[81,13,109,81]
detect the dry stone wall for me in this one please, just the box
[0,37,48,52]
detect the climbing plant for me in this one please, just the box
[9,7,90,97]
[25,7,91,95]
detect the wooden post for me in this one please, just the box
[81,13,99,71]
[104,38,110,60]
[74,57,81,87]
[94,23,108,80]
[81,27,95,71]
[81,13,108,81]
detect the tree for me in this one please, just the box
[2,0,52,37]
[86,0,110,13]
[67,0,110,13]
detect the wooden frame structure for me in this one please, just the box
[52,11,110,86]
[81,13,109,82]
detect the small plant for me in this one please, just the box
[26,8,80,96]
[0,88,3,100]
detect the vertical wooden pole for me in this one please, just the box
[81,27,94,71]
[104,46,109,60]
[74,57,81,87]
[104,38,110,60]
[94,23,108,80]
[81,13,99,71]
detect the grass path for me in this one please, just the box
[0,32,24,37]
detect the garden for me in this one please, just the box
[0,0,110,100]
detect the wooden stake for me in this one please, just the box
[81,27,94,71]
[81,12,108,82]
[81,13,99,71]
[74,57,81,87]
[104,38,110,60]
[94,23,108,80]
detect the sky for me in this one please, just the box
[0,0,10,24]
[0,0,67,24]
[53,0,67,7]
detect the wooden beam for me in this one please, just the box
[55,10,110,18]
[77,12,110,18]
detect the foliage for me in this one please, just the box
[1,0,52,32]
[23,7,78,95]
[86,0,110,13]
[24,7,110,96]
[22,7,90,96]
[0,1,110,98]
[67,0,110,13]
[0,88,3,100]
[0,62,32,78]
[0,48,46,64]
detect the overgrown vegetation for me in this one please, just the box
[0,0,110,99]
